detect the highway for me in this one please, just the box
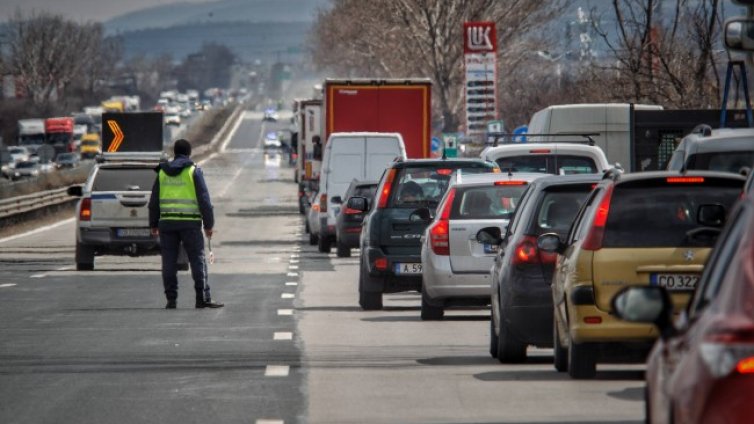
[0,106,644,424]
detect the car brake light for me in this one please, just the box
[320,193,327,213]
[667,177,705,184]
[80,197,92,221]
[374,257,388,271]
[436,168,453,176]
[344,207,361,215]
[584,316,603,324]
[377,169,397,209]
[582,185,614,251]
[511,235,555,265]
[700,325,754,378]
[529,149,551,154]
[312,204,320,213]
[429,187,456,256]
[494,180,527,186]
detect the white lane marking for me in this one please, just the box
[264,365,290,377]
[218,165,245,198]
[281,293,295,299]
[289,259,299,264]
[0,218,75,245]
[0,283,17,288]
[286,272,298,277]
[219,108,247,153]
[273,332,293,341]
[288,265,299,270]
[277,309,293,316]
[285,282,298,286]
[30,273,47,279]
[256,420,284,424]
[56,266,73,271]
[290,254,299,258]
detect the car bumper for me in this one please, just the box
[79,228,160,252]
[568,302,659,344]
[319,217,335,238]
[337,228,361,247]
[500,266,554,346]
[363,245,422,292]
[422,248,491,300]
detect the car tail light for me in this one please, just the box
[80,197,92,221]
[511,235,556,265]
[319,193,327,213]
[429,187,456,256]
[582,185,615,251]
[374,257,388,271]
[700,325,754,378]
[436,168,453,176]
[377,169,397,209]
[584,316,603,324]
[494,180,527,186]
[529,149,551,154]
[667,177,705,184]
[344,207,361,215]
[312,204,320,213]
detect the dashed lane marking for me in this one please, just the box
[273,332,293,341]
[30,273,47,279]
[0,218,75,245]
[285,282,298,286]
[56,266,73,271]
[281,293,295,299]
[256,419,284,424]
[277,309,293,316]
[286,272,298,277]
[289,259,299,264]
[264,365,290,377]
[0,283,17,288]
[288,265,299,270]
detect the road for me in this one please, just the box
[0,107,645,424]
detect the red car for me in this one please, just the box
[613,198,754,423]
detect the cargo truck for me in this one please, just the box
[322,78,432,159]
[45,117,75,155]
[17,119,46,153]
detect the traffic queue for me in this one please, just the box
[293,77,754,422]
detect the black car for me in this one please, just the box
[349,158,499,310]
[481,174,601,362]
[55,153,80,168]
[334,179,378,258]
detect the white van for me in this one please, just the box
[317,132,407,253]
[527,103,663,170]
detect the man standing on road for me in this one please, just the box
[149,139,224,309]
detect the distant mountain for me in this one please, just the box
[106,0,330,34]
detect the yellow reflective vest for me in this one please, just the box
[158,166,201,221]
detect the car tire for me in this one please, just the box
[497,318,527,363]
[336,240,351,258]
[318,233,331,253]
[568,341,597,379]
[75,242,95,271]
[358,259,383,310]
[309,232,318,245]
[177,263,189,271]
[420,289,444,320]
[489,312,499,358]
[305,219,310,234]
[553,318,568,372]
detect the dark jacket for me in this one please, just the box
[148,155,214,230]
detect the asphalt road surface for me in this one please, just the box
[0,108,645,424]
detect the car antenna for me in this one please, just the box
[441,149,447,160]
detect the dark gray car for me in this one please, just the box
[334,179,377,258]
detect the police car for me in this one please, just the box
[67,152,188,270]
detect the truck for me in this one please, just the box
[45,117,75,156]
[101,99,125,113]
[296,99,323,184]
[17,119,46,153]
[322,78,433,159]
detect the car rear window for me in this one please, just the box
[450,185,527,220]
[390,165,494,208]
[528,185,595,235]
[496,155,597,175]
[687,151,754,173]
[93,168,156,192]
[603,183,742,248]
[354,185,377,199]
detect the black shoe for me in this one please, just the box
[196,299,224,309]
[166,300,177,309]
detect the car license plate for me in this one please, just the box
[116,228,151,238]
[395,263,422,275]
[650,273,699,291]
[483,244,499,254]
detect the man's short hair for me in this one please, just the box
[174,139,191,156]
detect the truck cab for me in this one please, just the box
[45,117,75,155]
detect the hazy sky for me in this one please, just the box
[0,0,213,22]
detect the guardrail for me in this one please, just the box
[0,186,74,220]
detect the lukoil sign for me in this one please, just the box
[464,22,497,53]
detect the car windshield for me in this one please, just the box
[529,185,594,235]
[603,183,741,248]
[687,151,754,173]
[93,168,156,192]
[20,135,45,145]
[496,155,597,175]
[46,133,72,144]
[450,185,527,220]
[16,162,35,168]
[9,147,25,154]
[57,154,75,161]
[390,165,494,208]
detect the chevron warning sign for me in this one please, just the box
[101,112,164,152]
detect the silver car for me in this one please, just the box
[307,190,322,245]
[419,172,544,320]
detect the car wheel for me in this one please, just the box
[358,259,383,310]
[336,240,351,258]
[75,242,95,271]
[318,233,332,253]
[305,219,310,234]
[568,341,597,379]
[309,232,318,245]
[553,317,568,372]
[420,289,444,320]
[497,318,527,363]
[489,309,499,358]
[298,198,305,214]
[177,262,189,271]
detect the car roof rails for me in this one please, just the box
[97,152,167,163]
[690,124,713,137]
[601,167,622,181]
[487,132,599,147]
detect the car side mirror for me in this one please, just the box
[537,233,565,254]
[476,227,502,245]
[346,196,368,212]
[612,286,675,339]
[698,204,726,227]
[67,185,83,197]
[409,207,432,223]
[331,195,343,205]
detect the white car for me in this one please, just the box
[164,114,181,126]
[481,142,611,175]
[14,160,40,178]
[307,191,322,245]
[419,171,545,320]
[264,131,282,149]
[8,146,30,164]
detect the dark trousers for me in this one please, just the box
[159,226,211,302]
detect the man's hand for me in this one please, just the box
[151,228,159,237]
[204,228,214,239]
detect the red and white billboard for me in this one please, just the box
[463,22,498,137]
